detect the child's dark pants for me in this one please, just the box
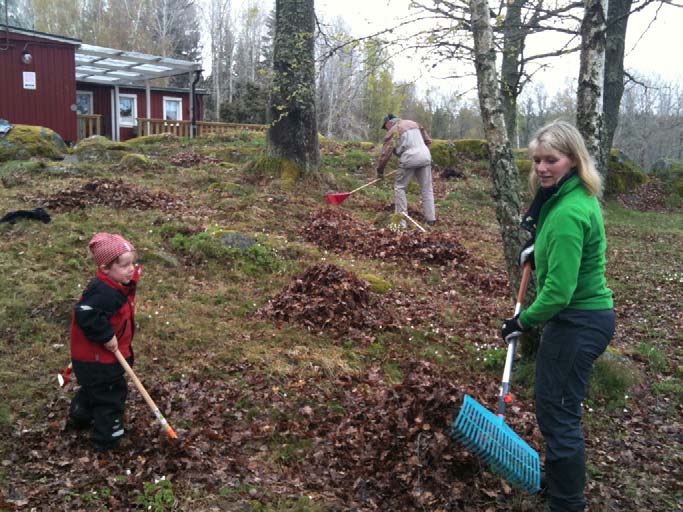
[535,308,615,512]
[69,376,128,451]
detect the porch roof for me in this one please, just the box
[4,26,201,85]
[75,43,201,85]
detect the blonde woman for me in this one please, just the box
[501,121,615,511]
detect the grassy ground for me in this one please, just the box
[0,133,681,511]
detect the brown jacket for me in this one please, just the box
[377,118,432,173]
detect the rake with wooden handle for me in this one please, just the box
[113,349,178,440]
[324,170,397,205]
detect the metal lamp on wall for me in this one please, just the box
[21,49,32,64]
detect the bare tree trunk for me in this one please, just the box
[470,0,526,293]
[500,0,525,147]
[577,0,608,176]
[602,0,631,161]
[267,0,319,175]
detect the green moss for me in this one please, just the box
[243,155,301,189]
[605,149,647,195]
[453,139,488,160]
[512,148,528,159]
[430,140,457,167]
[119,152,154,171]
[360,273,393,294]
[126,133,179,146]
[0,125,67,162]
[72,136,131,162]
[650,158,683,196]
[515,158,532,177]
[672,176,683,197]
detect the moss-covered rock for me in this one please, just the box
[360,273,393,294]
[650,158,683,196]
[72,136,131,162]
[430,140,457,167]
[512,148,529,159]
[242,155,300,190]
[605,149,647,195]
[431,139,488,167]
[453,139,488,161]
[672,176,683,197]
[119,152,155,171]
[126,133,179,146]
[0,125,67,162]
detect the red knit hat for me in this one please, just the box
[88,233,136,266]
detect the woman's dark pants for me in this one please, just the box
[535,308,615,511]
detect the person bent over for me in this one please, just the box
[376,113,436,226]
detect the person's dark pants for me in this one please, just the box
[69,376,128,451]
[535,308,615,512]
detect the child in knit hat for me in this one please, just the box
[68,233,142,452]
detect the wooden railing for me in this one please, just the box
[137,118,267,138]
[77,114,102,140]
[137,118,192,137]
[196,121,267,134]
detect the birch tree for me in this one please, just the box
[469,0,527,290]
[576,0,608,176]
[207,0,235,119]
[267,0,319,175]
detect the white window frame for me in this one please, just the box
[76,90,94,115]
[118,94,138,127]
[163,96,183,121]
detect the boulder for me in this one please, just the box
[0,124,67,162]
[72,135,131,162]
[605,149,647,195]
[650,158,683,196]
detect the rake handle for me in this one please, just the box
[113,350,178,439]
[498,262,532,416]
[348,169,397,194]
[402,212,427,232]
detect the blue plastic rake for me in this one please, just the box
[450,263,541,493]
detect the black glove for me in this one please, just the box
[376,168,384,179]
[518,238,535,269]
[501,314,525,342]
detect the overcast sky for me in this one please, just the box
[315,0,683,98]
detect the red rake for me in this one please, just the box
[324,170,397,205]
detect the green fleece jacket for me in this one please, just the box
[519,175,613,328]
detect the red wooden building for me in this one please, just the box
[0,25,203,143]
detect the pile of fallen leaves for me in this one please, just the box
[296,362,541,510]
[4,361,545,511]
[258,263,398,337]
[302,208,471,266]
[32,179,185,212]
[168,151,221,167]
[302,208,509,295]
[617,178,681,212]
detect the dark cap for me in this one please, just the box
[382,113,397,129]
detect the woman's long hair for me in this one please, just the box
[527,120,604,196]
